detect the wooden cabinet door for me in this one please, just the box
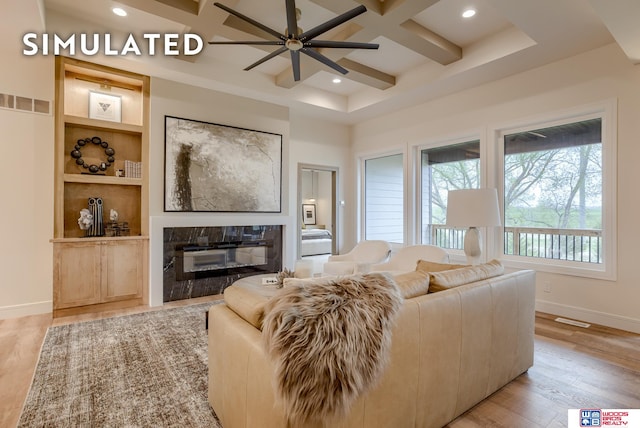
[101,240,143,302]
[54,242,102,309]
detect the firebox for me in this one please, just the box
[175,240,270,281]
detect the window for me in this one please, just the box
[499,108,615,279]
[364,153,404,244]
[420,140,480,248]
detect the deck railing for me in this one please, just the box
[429,225,602,264]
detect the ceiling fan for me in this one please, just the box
[209,0,379,81]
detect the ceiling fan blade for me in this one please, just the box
[299,5,367,42]
[285,0,298,38]
[209,40,285,46]
[214,2,286,41]
[291,50,301,81]
[244,46,288,71]
[305,40,379,50]
[301,47,348,75]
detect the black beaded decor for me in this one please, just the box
[70,136,115,174]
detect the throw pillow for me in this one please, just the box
[393,270,430,299]
[428,259,504,292]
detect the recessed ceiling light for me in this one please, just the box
[462,8,476,18]
[112,7,127,17]
[332,78,342,84]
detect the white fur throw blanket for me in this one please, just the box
[262,273,402,425]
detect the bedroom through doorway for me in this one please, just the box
[298,164,338,273]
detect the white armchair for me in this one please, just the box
[322,240,391,276]
[371,244,449,274]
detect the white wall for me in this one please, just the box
[0,0,54,318]
[289,113,352,252]
[315,170,333,229]
[351,43,640,333]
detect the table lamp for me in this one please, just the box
[446,188,501,264]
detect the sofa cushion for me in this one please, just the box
[428,259,504,292]
[415,260,467,273]
[393,270,430,298]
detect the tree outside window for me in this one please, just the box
[420,140,480,247]
[503,118,603,263]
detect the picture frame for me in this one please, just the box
[302,204,317,225]
[164,116,282,212]
[89,91,122,122]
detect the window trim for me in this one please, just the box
[493,100,617,281]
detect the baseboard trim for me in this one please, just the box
[536,299,640,334]
[0,301,52,319]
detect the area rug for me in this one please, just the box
[18,303,221,427]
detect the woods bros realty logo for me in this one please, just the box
[568,409,640,426]
[22,33,203,56]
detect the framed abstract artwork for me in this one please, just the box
[164,116,282,212]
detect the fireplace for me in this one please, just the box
[163,225,282,302]
[175,240,270,281]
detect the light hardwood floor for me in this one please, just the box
[1,302,638,428]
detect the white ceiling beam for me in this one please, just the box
[588,0,640,64]
[399,19,461,64]
[336,58,395,89]
[152,0,198,15]
[116,0,238,62]
[311,0,461,65]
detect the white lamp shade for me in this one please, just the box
[446,188,501,227]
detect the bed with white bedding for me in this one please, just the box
[300,228,332,256]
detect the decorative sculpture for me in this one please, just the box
[86,197,104,237]
[70,136,115,174]
[77,208,93,230]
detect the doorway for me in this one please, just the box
[297,164,339,268]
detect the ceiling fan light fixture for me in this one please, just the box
[286,39,303,51]
[462,8,476,18]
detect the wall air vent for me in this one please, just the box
[0,93,51,115]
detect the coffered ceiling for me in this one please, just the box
[39,0,640,123]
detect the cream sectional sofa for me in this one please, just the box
[208,267,536,428]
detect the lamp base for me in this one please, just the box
[463,227,482,265]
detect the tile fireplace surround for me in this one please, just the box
[163,225,282,302]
